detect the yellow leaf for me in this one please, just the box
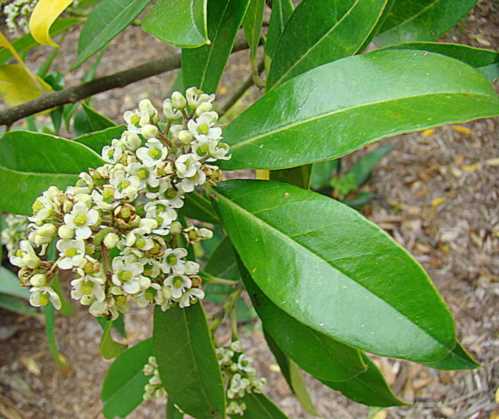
[431,197,446,208]
[256,169,270,180]
[29,0,73,47]
[0,32,51,106]
[421,128,434,137]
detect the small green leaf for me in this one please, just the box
[74,125,126,153]
[0,131,104,215]
[264,333,318,416]
[182,0,251,93]
[425,342,479,370]
[384,42,499,81]
[346,143,393,188]
[215,180,457,362]
[267,0,389,88]
[0,267,29,299]
[374,0,477,46]
[243,0,265,60]
[142,0,209,48]
[270,165,311,189]
[43,304,70,370]
[74,104,116,136]
[222,50,499,171]
[240,393,288,419]
[100,319,127,360]
[265,0,294,65]
[0,294,37,316]
[101,339,153,419]
[322,354,405,407]
[153,304,225,418]
[76,0,152,67]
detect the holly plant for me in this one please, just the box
[0,0,498,418]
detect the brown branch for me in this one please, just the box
[0,38,251,127]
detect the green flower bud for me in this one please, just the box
[171,91,187,109]
[103,232,120,249]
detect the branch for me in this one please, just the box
[0,38,251,127]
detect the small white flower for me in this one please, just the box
[103,232,120,249]
[188,114,222,142]
[178,287,204,308]
[112,256,146,295]
[71,271,106,305]
[57,239,86,269]
[127,162,159,188]
[176,169,206,193]
[125,229,154,252]
[121,131,142,151]
[110,165,141,200]
[164,274,192,299]
[64,201,99,240]
[186,87,214,110]
[29,286,61,310]
[162,99,182,120]
[162,248,188,274]
[175,153,201,178]
[136,139,168,168]
[102,139,124,164]
[91,186,117,210]
[10,240,40,269]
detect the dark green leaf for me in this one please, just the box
[374,0,477,46]
[0,131,104,215]
[346,143,393,188]
[205,237,241,281]
[0,294,37,316]
[322,354,404,407]
[0,267,29,299]
[310,159,339,190]
[267,0,389,88]
[0,19,78,65]
[74,126,126,153]
[153,304,225,418]
[240,258,367,381]
[181,192,220,224]
[270,165,311,189]
[265,0,294,64]
[243,0,265,60]
[264,333,318,416]
[76,0,151,67]
[142,0,209,48]
[214,180,456,362]
[182,0,250,93]
[241,393,287,419]
[101,339,153,419]
[43,304,70,369]
[384,42,499,80]
[74,104,116,136]
[100,319,127,360]
[222,50,499,170]
[425,342,479,370]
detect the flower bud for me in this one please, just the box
[58,225,74,239]
[171,91,186,109]
[195,102,213,116]
[178,130,193,145]
[141,124,159,139]
[123,131,142,150]
[30,273,48,287]
[103,232,120,249]
[199,228,213,240]
[170,221,183,235]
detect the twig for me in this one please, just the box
[0,38,251,127]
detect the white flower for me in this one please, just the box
[121,131,142,151]
[157,179,184,208]
[91,186,116,210]
[178,287,204,308]
[71,271,106,305]
[125,229,154,252]
[186,87,214,110]
[155,284,173,311]
[102,139,124,164]
[64,201,99,240]
[176,169,206,193]
[162,99,182,120]
[188,114,221,142]
[164,274,192,299]
[237,354,256,374]
[175,153,201,178]
[103,232,120,249]
[110,165,141,200]
[145,201,178,235]
[136,138,168,168]
[127,162,159,188]
[57,239,86,269]
[29,286,61,310]
[112,256,147,294]
[10,240,40,269]
[29,223,56,247]
[162,248,188,274]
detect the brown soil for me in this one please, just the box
[1,1,498,418]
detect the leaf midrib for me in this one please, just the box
[215,190,450,351]
[228,90,497,150]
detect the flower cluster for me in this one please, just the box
[1,214,28,256]
[143,356,167,400]
[216,341,266,416]
[7,88,229,319]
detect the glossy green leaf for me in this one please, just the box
[0,19,78,65]
[74,104,116,136]
[74,125,126,153]
[267,0,389,88]
[182,0,250,93]
[181,192,220,224]
[0,267,29,299]
[384,42,499,80]
[101,339,152,419]
[153,304,225,418]
[265,0,294,64]
[0,293,37,316]
[100,319,127,360]
[425,342,479,370]
[205,237,240,281]
[264,333,318,416]
[243,0,265,60]
[241,393,287,419]
[222,50,499,171]
[215,180,456,362]
[240,258,366,381]
[322,354,404,407]
[0,131,104,215]
[374,0,477,46]
[76,0,151,67]
[142,0,209,48]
